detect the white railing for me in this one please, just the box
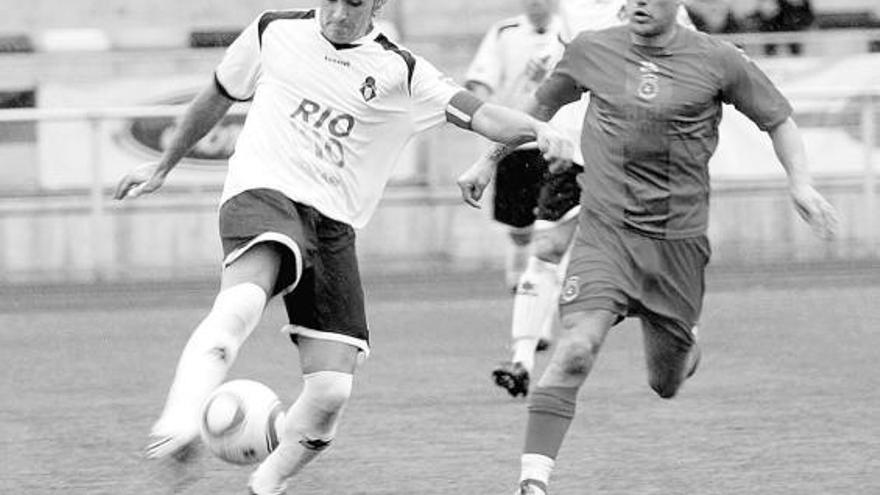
[0,90,877,281]
[1,89,874,214]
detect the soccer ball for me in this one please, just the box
[199,379,285,465]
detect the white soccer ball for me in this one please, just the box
[199,379,284,465]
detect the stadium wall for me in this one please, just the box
[0,4,878,283]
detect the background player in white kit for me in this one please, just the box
[465,0,587,397]
[114,1,573,493]
[482,0,695,399]
[464,0,570,293]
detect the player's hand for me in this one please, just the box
[113,162,168,200]
[535,122,574,174]
[789,183,839,240]
[457,157,496,209]
[524,54,551,83]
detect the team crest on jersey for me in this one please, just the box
[637,61,660,101]
[360,76,377,102]
[560,276,581,303]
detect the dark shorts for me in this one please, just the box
[559,212,710,344]
[493,149,582,228]
[219,188,369,355]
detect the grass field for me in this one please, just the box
[1,267,878,494]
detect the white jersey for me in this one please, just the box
[216,10,463,229]
[465,14,565,108]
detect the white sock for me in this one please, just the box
[520,453,555,485]
[152,283,266,440]
[538,307,557,343]
[538,248,571,342]
[505,242,531,290]
[250,371,353,494]
[511,257,560,372]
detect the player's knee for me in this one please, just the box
[289,371,353,438]
[557,338,600,378]
[308,371,353,412]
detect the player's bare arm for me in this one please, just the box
[465,80,494,101]
[457,98,572,208]
[457,73,576,208]
[768,117,839,239]
[113,80,234,200]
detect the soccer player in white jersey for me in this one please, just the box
[464,0,575,295]
[464,0,583,398]
[114,1,573,494]
[485,0,696,399]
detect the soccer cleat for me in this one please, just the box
[516,479,548,495]
[144,435,204,493]
[492,361,530,398]
[535,338,551,352]
[145,430,200,461]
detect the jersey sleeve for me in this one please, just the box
[718,43,793,131]
[464,25,503,92]
[410,56,471,133]
[535,36,588,111]
[214,15,262,101]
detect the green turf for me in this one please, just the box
[1,279,878,494]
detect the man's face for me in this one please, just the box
[627,0,680,38]
[320,0,379,44]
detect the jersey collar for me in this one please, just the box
[314,8,382,50]
[630,24,683,56]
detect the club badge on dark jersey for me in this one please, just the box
[561,276,581,303]
[637,61,660,101]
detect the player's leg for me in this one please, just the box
[496,217,577,396]
[639,315,700,399]
[635,234,709,398]
[249,338,360,495]
[148,189,305,460]
[515,211,633,494]
[495,165,581,398]
[493,150,545,291]
[506,226,534,291]
[517,309,617,493]
[249,210,369,495]
[148,246,279,459]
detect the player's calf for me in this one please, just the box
[505,226,534,291]
[249,371,353,494]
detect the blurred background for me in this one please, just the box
[0,0,878,284]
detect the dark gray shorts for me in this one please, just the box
[219,188,369,354]
[560,212,710,343]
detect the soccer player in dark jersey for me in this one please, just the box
[458,0,838,493]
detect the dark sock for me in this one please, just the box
[524,386,578,458]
